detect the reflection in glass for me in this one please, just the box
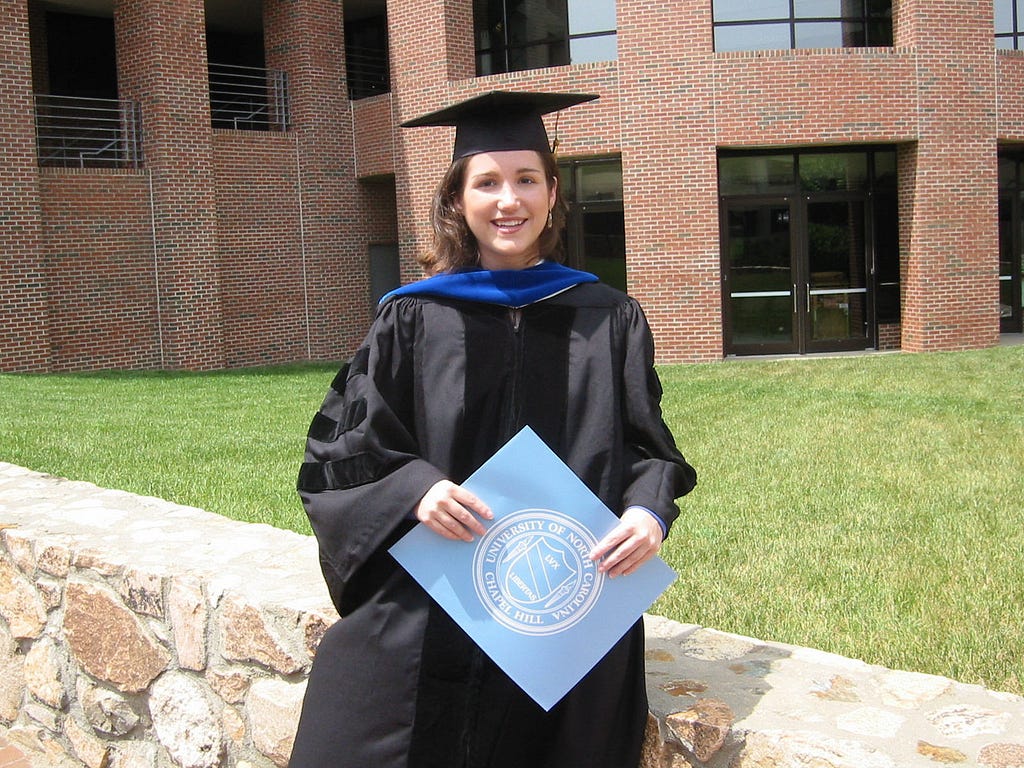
[793,0,843,17]
[578,160,624,201]
[795,21,866,47]
[582,209,626,291]
[569,0,615,34]
[570,34,617,64]
[807,200,867,341]
[995,0,1015,33]
[728,205,794,345]
[715,23,791,51]
[719,155,794,195]
[800,153,868,191]
[713,0,790,22]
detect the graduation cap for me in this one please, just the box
[400,91,598,161]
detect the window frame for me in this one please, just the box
[475,0,617,77]
[995,0,1024,50]
[712,0,893,52]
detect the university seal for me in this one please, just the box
[473,509,604,636]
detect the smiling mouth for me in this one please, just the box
[494,218,527,231]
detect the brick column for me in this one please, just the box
[0,0,49,372]
[115,0,224,370]
[264,0,371,358]
[390,0,475,284]
[895,0,1000,351]
[618,0,722,362]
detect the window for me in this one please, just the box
[996,0,1024,49]
[475,0,617,76]
[718,148,899,355]
[713,0,893,52]
[558,157,627,291]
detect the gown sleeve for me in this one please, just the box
[296,298,447,615]
[617,298,697,536]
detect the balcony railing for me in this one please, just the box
[34,94,144,169]
[347,45,390,101]
[208,62,289,131]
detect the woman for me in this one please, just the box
[290,91,697,768]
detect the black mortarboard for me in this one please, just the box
[400,91,598,161]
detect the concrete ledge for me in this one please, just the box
[0,463,1022,768]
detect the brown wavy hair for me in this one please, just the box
[421,151,569,274]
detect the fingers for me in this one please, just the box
[415,480,493,542]
[590,508,663,578]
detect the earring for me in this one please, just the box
[546,210,554,229]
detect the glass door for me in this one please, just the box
[722,199,797,354]
[999,193,1023,333]
[804,199,871,352]
[723,197,873,354]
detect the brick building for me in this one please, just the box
[2,0,1022,371]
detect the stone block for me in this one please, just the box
[0,622,25,722]
[246,678,306,768]
[120,568,166,619]
[63,580,170,693]
[218,595,303,675]
[77,677,140,736]
[168,576,208,671]
[0,555,47,639]
[24,636,65,709]
[150,672,223,768]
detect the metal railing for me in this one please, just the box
[34,94,144,169]
[208,62,289,131]
[346,46,390,101]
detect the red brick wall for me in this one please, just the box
[617,0,722,362]
[353,94,395,180]
[212,131,310,367]
[0,0,48,372]
[3,0,1016,371]
[896,0,1000,352]
[712,49,918,147]
[265,0,374,360]
[38,170,161,370]
[997,52,1024,141]
[115,0,224,370]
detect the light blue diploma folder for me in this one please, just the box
[389,426,676,711]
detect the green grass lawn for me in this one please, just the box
[2,347,1022,693]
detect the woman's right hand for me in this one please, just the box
[415,480,493,542]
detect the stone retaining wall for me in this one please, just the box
[1,462,1022,768]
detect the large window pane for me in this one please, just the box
[569,0,614,35]
[714,0,891,51]
[714,0,790,22]
[874,151,897,190]
[475,0,617,74]
[570,34,617,63]
[578,160,623,201]
[800,153,868,191]
[995,0,1015,32]
[794,0,845,18]
[507,0,567,46]
[795,21,849,47]
[715,23,792,51]
[720,155,794,195]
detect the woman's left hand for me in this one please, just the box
[588,507,664,578]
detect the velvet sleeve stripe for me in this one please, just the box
[307,412,338,443]
[307,399,369,442]
[297,452,402,493]
[330,362,352,395]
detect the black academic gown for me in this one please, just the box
[290,280,696,768]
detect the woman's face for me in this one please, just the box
[458,150,557,271]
